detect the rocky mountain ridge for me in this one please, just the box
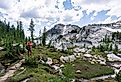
[46,20,121,50]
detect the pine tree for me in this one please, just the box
[115,44,118,52]
[92,46,95,51]
[19,21,22,30]
[42,27,47,46]
[21,30,25,41]
[19,21,23,41]
[109,44,112,51]
[17,21,20,42]
[39,29,42,45]
[48,40,52,48]
[29,19,35,42]
[7,22,10,32]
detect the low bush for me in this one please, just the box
[24,56,39,67]
[115,71,121,82]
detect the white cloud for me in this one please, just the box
[0,0,121,36]
[72,0,121,17]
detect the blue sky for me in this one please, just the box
[0,0,121,37]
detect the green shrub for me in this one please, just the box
[62,63,75,81]
[4,43,20,60]
[116,71,121,82]
[25,56,39,67]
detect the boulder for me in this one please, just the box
[12,43,19,47]
[90,61,95,64]
[60,64,64,68]
[76,70,81,73]
[73,48,81,53]
[71,79,76,82]
[73,53,77,56]
[74,48,86,53]
[20,67,25,70]
[107,54,121,61]
[68,55,76,62]
[0,47,4,51]
[60,55,76,63]
[100,61,106,65]
[60,56,69,63]
[59,69,62,75]
[46,58,53,65]
[86,49,91,54]
[51,65,60,70]
[53,59,59,64]
[84,54,92,58]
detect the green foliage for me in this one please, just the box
[114,44,118,52]
[109,43,112,51]
[92,46,95,51]
[74,60,114,79]
[4,43,21,59]
[25,56,39,67]
[95,43,114,53]
[49,76,64,82]
[62,63,75,81]
[0,21,25,45]
[42,27,47,46]
[29,19,35,43]
[48,40,52,48]
[116,71,121,82]
[49,63,75,82]
[112,32,121,41]
[61,49,73,55]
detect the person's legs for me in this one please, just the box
[30,46,32,56]
[27,49,29,56]
[28,47,31,56]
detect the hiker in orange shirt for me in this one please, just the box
[27,41,33,56]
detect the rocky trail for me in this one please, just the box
[0,59,25,82]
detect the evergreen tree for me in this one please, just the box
[19,21,22,30]
[115,44,118,52]
[7,22,10,32]
[19,21,23,40]
[92,46,95,51]
[42,27,47,46]
[25,37,28,44]
[21,29,25,40]
[99,44,105,52]
[39,29,42,45]
[0,20,26,60]
[16,21,20,42]
[39,29,41,37]
[29,19,35,43]
[48,40,52,48]
[109,44,112,51]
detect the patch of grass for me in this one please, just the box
[73,60,114,79]
[91,49,107,58]
[63,59,114,80]
[24,55,39,67]
[7,64,57,82]
[37,46,70,59]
